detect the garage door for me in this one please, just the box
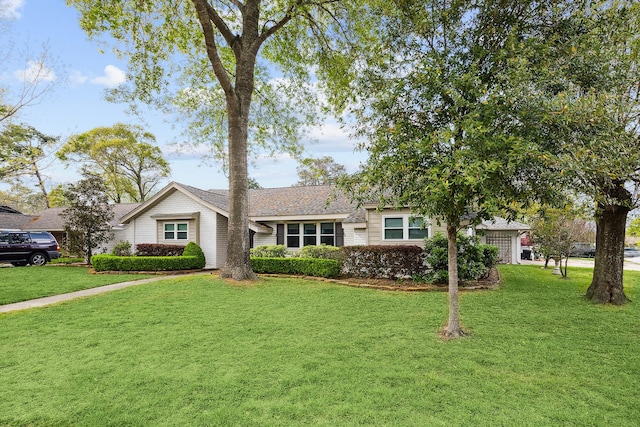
[485,234,512,264]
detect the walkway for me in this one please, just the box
[0,272,210,314]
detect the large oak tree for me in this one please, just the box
[67,0,363,280]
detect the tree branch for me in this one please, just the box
[191,0,234,95]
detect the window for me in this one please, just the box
[320,222,335,246]
[285,222,337,248]
[164,222,188,240]
[303,223,317,246]
[408,217,428,239]
[287,223,300,247]
[383,216,428,240]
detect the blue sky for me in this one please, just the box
[1,0,365,191]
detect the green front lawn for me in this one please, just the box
[0,266,154,305]
[1,265,639,426]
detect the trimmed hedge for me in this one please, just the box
[92,242,206,271]
[251,257,341,278]
[135,243,185,257]
[341,245,426,279]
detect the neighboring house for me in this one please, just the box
[6,182,529,269]
[0,206,35,231]
[18,204,141,253]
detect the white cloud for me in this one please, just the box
[91,65,126,88]
[13,60,56,83]
[69,70,88,85]
[0,0,25,19]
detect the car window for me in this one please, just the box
[30,232,53,243]
[10,233,30,244]
[0,233,9,244]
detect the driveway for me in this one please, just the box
[520,257,640,271]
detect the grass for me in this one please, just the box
[0,266,154,305]
[0,265,639,426]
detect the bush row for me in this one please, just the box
[341,245,426,279]
[135,243,186,257]
[251,257,341,278]
[93,242,205,271]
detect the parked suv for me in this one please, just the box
[0,231,61,266]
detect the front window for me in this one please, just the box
[383,216,428,240]
[287,223,300,247]
[285,222,337,248]
[164,222,188,240]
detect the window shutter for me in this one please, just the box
[336,222,344,247]
[277,224,284,245]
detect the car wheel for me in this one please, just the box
[29,253,47,266]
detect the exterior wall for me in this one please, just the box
[253,224,277,248]
[342,223,367,246]
[125,190,220,269]
[215,213,228,268]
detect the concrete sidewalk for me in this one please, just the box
[520,257,640,271]
[0,272,210,314]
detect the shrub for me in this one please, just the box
[92,242,206,271]
[250,245,289,258]
[296,244,343,261]
[251,257,340,278]
[135,243,185,257]
[112,241,132,256]
[340,246,426,279]
[423,233,499,283]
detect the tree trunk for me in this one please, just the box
[443,223,465,338]
[586,198,629,305]
[220,50,258,281]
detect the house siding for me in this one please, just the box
[126,190,220,269]
[216,213,228,268]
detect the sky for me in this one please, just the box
[0,0,366,191]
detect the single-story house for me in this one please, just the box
[6,182,529,269]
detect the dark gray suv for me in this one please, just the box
[0,231,61,266]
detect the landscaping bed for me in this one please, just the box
[260,266,500,291]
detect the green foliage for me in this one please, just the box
[423,233,499,284]
[250,257,340,278]
[57,123,170,203]
[112,241,132,256]
[628,217,640,237]
[296,244,342,260]
[296,156,347,186]
[61,168,114,264]
[182,242,206,269]
[250,245,289,258]
[93,242,206,271]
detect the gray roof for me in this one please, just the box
[24,203,141,231]
[478,217,530,231]
[0,212,36,230]
[248,185,355,217]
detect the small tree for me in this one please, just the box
[530,207,595,278]
[61,169,114,264]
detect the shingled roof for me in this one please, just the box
[248,185,355,217]
[24,203,141,231]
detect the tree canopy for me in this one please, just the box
[57,123,170,203]
[67,0,366,279]
[296,156,346,186]
[339,0,565,337]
